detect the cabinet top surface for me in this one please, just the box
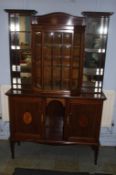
[6,89,106,100]
[4,9,37,14]
[82,11,113,17]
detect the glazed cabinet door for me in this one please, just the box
[9,96,43,141]
[64,99,103,144]
[32,13,85,95]
[32,28,84,93]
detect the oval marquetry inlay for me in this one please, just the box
[79,115,88,127]
[23,112,32,125]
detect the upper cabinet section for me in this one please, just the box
[5,9,37,91]
[5,10,113,96]
[82,12,113,94]
[32,13,85,95]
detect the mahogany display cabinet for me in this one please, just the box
[5,9,112,164]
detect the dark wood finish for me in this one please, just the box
[9,96,43,140]
[64,98,103,143]
[82,11,113,17]
[7,89,105,163]
[5,9,37,15]
[35,12,84,26]
[5,11,108,164]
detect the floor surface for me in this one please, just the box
[0,140,116,175]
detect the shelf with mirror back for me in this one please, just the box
[82,12,113,94]
[5,9,37,91]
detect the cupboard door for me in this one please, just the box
[9,96,43,140]
[64,99,103,144]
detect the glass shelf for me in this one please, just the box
[10,32,31,50]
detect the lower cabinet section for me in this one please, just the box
[7,93,105,164]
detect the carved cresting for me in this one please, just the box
[23,112,32,125]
